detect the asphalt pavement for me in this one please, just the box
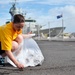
[0,40,75,75]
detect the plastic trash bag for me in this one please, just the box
[6,38,44,67]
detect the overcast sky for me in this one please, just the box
[0,0,75,32]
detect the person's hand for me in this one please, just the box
[16,62,24,69]
[26,34,36,38]
[22,33,35,39]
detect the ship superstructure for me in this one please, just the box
[9,0,36,34]
[8,0,66,38]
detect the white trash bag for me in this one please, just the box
[6,38,44,67]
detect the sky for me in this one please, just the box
[0,0,75,33]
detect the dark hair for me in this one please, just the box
[13,14,25,23]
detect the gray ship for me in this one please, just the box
[7,0,66,38]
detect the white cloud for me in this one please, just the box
[64,6,75,15]
[36,0,75,5]
[26,5,75,32]
[0,0,75,5]
[0,0,75,32]
[0,0,34,4]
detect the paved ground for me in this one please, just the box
[1,40,75,75]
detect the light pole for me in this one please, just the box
[62,19,64,39]
[35,25,40,40]
[48,22,50,39]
